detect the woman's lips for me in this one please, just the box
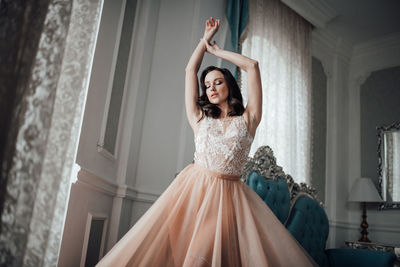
[211,93,218,98]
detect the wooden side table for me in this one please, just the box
[345,240,400,262]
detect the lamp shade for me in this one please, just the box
[348,177,382,202]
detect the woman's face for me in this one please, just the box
[204,70,229,105]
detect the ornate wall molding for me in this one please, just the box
[77,169,119,197]
[77,168,160,203]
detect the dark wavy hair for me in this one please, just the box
[197,66,245,120]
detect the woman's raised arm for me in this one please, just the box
[185,18,220,132]
[204,41,262,137]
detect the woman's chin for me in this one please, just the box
[208,97,227,105]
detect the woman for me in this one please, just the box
[96,17,315,267]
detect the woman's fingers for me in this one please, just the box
[205,17,220,29]
[203,39,220,55]
[204,17,220,39]
[204,40,212,51]
[212,18,219,29]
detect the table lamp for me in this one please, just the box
[348,177,382,242]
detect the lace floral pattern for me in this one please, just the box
[194,115,253,176]
[0,1,102,266]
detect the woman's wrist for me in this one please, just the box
[199,38,208,48]
[202,35,212,44]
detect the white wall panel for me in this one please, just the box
[313,29,400,248]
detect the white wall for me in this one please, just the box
[130,1,400,251]
[61,0,400,263]
[312,29,352,248]
[76,0,124,181]
[124,0,231,229]
[60,0,231,263]
[58,170,115,267]
[346,32,400,246]
[312,29,400,248]
[59,0,135,264]
[131,0,400,252]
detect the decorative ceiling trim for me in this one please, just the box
[353,31,400,58]
[349,31,400,78]
[281,0,337,28]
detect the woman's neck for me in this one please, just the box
[218,102,230,118]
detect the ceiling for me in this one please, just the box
[320,0,400,45]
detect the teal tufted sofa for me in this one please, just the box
[243,146,396,267]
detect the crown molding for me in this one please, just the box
[312,28,337,49]
[353,31,400,59]
[349,31,400,79]
[281,0,337,28]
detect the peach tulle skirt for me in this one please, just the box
[96,163,316,267]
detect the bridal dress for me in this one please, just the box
[96,115,315,267]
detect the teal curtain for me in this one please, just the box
[225,0,249,79]
[225,0,249,53]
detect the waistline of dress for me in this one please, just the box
[192,163,241,181]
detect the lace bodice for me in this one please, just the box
[193,115,254,176]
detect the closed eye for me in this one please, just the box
[205,80,223,89]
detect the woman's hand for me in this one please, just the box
[203,39,222,56]
[203,17,220,43]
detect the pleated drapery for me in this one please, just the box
[240,0,312,183]
[0,1,102,266]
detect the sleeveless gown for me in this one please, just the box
[96,115,316,267]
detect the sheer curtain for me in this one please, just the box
[0,0,102,265]
[240,0,312,183]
